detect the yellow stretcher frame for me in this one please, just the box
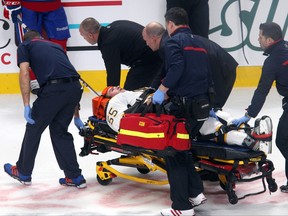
[85,121,169,185]
[96,153,168,185]
[79,118,278,204]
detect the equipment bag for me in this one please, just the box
[117,111,191,151]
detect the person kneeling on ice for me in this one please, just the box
[75,86,273,154]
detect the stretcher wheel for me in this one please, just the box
[97,175,112,185]
[266,177,278,192]
[137,167,150,174]
[228,191,238,205]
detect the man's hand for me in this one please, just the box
[209,109,219,121]
[74,117,84,130]
[2,0,21,23]
[232,113,251,127]
[152,89,165,105]
[24,105,35,124]
[144,94,152,105]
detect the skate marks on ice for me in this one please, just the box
[0,90,287,215]
[196,170,288,216]
[1,171,286,215]
[0,172,170,215]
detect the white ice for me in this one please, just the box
[0,87,287,216]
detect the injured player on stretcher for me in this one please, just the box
[74,86,272,153]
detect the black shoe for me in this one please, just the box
[280,184,288,193]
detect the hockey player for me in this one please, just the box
[74,86,272,153]
[2,0,70,93]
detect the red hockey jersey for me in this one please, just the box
[21,0,62,12]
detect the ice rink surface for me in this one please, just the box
[0,87,287,216]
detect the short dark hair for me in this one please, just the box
[23,30,41,41]
[259,22,283,41]
[164,7,189,26]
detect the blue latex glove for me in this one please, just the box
[74,117,84,130]
[152,89,165,105]
[209,109,219,121]
[24,105,35,124]
[3,0,21,23]
[232,115,251,127]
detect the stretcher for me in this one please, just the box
[78,115,278,205]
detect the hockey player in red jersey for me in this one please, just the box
[2,0,71,93]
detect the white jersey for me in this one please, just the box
[106,90,143,132]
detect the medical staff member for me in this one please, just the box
[4,30,86,189]
[233,22,288,193]
[152,7,210,216]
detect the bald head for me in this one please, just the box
[80,17,101,34]
[142,22,165,51]
[144,22,165,37]
[79,17,101,45]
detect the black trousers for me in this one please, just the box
[165,151,204,210]
[276,109,288,182]
[124,53,162,90]
[165,101,205,210]
[16,81,83,178]
[166,0,210,38]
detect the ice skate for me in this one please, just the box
[243,135,260,151]
[251,116,273,154]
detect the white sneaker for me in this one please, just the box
[161,208,195,216]
[189,193,207,207]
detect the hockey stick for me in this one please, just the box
[79,78,100,96]
[16,14,29,30]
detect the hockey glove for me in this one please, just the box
[2,0,21,23]
[152,89,165,105]
[74,117,84,130]
[232,113,251,127]
[24,105,35,124]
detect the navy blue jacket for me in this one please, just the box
[162,27,210,98]
[247,40,288,117]
[17,38,79,87]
